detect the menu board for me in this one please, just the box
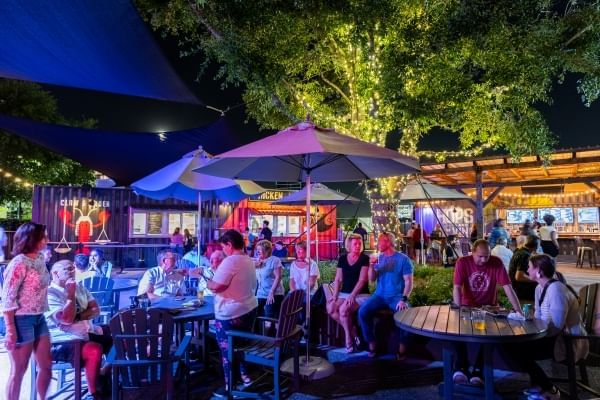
[147,212,164,235]
[288,216,300,234]
[506,209,534,224]
[396,205,413,220]
[132,212,147,235]
[577,207,599,223]
[182,212,196,233]
[538,207,574,223]
[276,217,287,234]
[168,213,181,234]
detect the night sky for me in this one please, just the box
[47,34,599,153]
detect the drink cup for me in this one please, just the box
[471,309,486,330]
[369,252,379,265]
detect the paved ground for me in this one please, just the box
[1,261,599,399]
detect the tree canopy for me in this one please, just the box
[0,79,95,205]
[137,0,600,161]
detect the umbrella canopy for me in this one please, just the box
[195,121,419,181]
[131,147,264,202]
[195,120,419,377]
[273,183,359,206]
[399,179,470,202]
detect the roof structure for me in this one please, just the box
[420,146,600,190]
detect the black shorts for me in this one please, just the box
[51,332,113,365]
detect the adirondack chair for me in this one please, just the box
[226,289,305,400]
[556,283,600,399]
[81,276,114,321]
[108,308,191,400]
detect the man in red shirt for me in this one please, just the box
[451,239,522,386]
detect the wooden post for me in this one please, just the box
[475,167,484,239]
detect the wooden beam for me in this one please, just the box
[510,169,523,180]
[421,155,600,175]
[439,176,600,189]
[475,168,484,240]
[584,182,600,191]
[486,170,498,180]
[483,186,505,207]
[542,168,550,177]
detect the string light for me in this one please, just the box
[418,143,496,161]
[496,190,597,199]
[0,167,33,188]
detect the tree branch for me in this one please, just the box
[564,24,592,47]
[186,0,222,40]
[320,74,352,105]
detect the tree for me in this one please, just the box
[136,0,600,235]
[0,79,95,206]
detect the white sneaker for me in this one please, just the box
[542,386,560,400]
[453,370,468,385]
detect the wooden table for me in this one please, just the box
[395,305,547,400]
[150,295,215,368]
[30,331,83,400]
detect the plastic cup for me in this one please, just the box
[472,310,486,330]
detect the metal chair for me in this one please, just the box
[575,237,597,269]
[108,308,191,400]
[226,290,305,400]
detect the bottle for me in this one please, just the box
[197,289,204,304]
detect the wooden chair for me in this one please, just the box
[226,290,305,400]
[81,276,115,319]
[108,308,191,400]
[555,283,600,399]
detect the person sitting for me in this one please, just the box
[452,239,523,386]
[74,253,95,283]
[46,260,112,399]
[443,235,462,268]
[509,235,539,301]
[358,232,413,359]
[505,254,585,400]
[137,249,184,300]
[88,248,112,278]
[272,240,288,258]
[491,237,513,271]
[179,246,210,269]
[254,240,285,319]
[327,233,370,353]
[191,250,225,296]
[289,241,320,298]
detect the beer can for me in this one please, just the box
[522,304,531,319]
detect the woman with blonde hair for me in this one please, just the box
[254,240,285,318]
[327,233,370,352]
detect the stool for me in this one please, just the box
[576,245,597,268]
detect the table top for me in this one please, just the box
[112,278,139,291]
[150,295,215,321]
[395,305,547,344]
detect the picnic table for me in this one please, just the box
[395,305,548,400]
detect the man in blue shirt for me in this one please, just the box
[358,232,414,359]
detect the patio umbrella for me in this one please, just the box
[274,182,359,262]
[399,178,470,264]
[131,147,264,252]
[195,120,419,378]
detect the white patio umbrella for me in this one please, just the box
[195,120,419,379]
[274,182,359,262]
[131,147,264,256]
[399,178,470,264]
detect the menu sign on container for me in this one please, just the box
[577,207,599,224]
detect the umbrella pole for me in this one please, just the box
[315,205,319,264]
[420,207,425,265]
[305,175,312,363]
[197,192,202,261]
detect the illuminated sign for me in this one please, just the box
[252,190,290,202]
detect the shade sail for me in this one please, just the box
[274,183,359,205]
[0,0,198,104]
[0,114,244,184]
[399,179,470,202]
[131,147,264,202]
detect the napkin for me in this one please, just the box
[183,300,201,307]
[507,312,526,321]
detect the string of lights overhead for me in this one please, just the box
[0,167,33,188]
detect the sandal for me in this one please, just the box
[345,342,356,353]
[367,343,377,358]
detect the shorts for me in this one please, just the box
[51,332,113,365]
[338,292,370,305]
[14,314,49,345]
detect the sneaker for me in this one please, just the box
[469,373,484,387]
[213,387,228,398]
[541,386,560,400]
[453,370,468,385]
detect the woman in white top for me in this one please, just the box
[289,240,320,296]
[539,214,559,257]
[507,254,582,400]
[204,230,257,397]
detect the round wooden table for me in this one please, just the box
[395,305,548,400]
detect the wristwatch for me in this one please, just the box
[401,295,408,302]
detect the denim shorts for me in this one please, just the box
[14,314,49,345]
